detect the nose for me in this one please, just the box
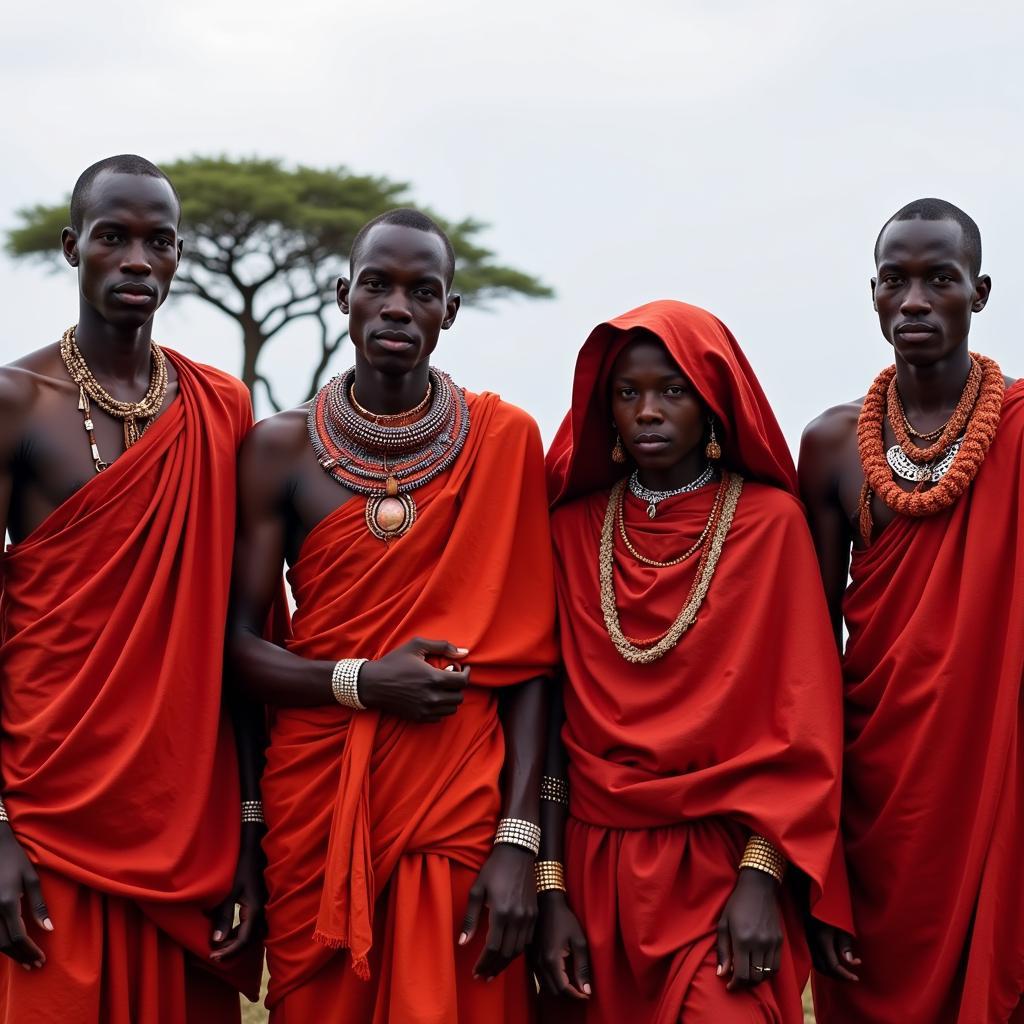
[120,240,151,276]
[380,291,413,323]
[900,280,931,317]
[635,392,664,424]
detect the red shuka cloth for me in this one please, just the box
[545,301,849,1024]
[814,380,1024,1024]
[0,352,261,1016]
[261,392,558,1021]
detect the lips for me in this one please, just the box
[372,330,417,352]
[112,283,156,306]
[895,322,938,340]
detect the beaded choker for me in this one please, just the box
[308,366,470,540]
[628,465,715,519]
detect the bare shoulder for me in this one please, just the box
[0,343,67,424]
[242,405,310,463]
[801,398,863,456]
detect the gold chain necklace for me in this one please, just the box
[60,325,168,472]
[617,475,725,568]
[600,473,742,664]
[349,381,432,425]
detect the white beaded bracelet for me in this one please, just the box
[0,797,8,824]
[493,817,541,856]
[241,799,264,825]
[332,658,368,710]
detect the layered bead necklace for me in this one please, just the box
[628,464,715,519]
[857,353,1004,542]
[60,325,168,473]
[308,366,470,540]
[601,472,742,664]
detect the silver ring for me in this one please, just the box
[753,965,772,974]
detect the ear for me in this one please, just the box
[972,274,991,313]
[337,276,351,314]
[62,227,80,269]
[869,276,878,312]
[441,293,461,331]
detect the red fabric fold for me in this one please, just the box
[262,392,558,1015]
[0,352,261,1004]
[814,380,1024,1023]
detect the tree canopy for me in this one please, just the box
[5,156,553,407]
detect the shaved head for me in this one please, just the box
[875,198,982,276]
[350,208,455,287]
[70,154,180,232]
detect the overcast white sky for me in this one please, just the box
[3,0,1021,449]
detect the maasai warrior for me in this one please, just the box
[536,300,849,1023]
[801,199,1024,1022]
[0,156,264,1022]
[227,209,558,1023]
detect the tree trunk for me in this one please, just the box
[239,314,263,398]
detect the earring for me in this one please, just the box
[705,420,721,461]
[611,434,626,464]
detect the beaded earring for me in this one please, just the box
[705,420,721,461]
[611,434,626,464]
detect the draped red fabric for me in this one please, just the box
[0,352,261,1017]
[814,380,1024,1024]
[261,392,558,1022]
[546,300,797,505]
[544,302,849,1023]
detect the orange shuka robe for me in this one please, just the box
[0,353,261,1023]
[261,392,558,1024]
[813,380,1024,1024]
[543,300,850,1024]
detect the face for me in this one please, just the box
[337,224,460,376]
[609,334,706,472]
[872,218,990,366]
[62,172,182,330]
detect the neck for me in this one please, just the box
[74,302,154,383]
[635,449,709,492]
[893,343,972,417]
[352,355,431,415]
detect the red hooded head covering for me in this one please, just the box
[546,300,797,505]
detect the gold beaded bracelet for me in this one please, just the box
[535,860,566,894]
[540,775,569,806]
[739,834,786,883]
[494,817,541,856]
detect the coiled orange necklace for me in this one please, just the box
[856,353,1004,543]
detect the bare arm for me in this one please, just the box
[534,678,591,999]
[0,371,53,969]
[798,410,855,650]
[460,676,548,980]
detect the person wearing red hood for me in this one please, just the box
[535,301,851,1023]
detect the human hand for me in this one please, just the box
[0,826,51,970]
[716,868,783,990]
[533,891,591,999]
[459,844,537,981]
[209,828,266,962]
[808,920,860,981]
[358,637,470,722]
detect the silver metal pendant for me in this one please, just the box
[647,503,657,519]
[886,437,962,483]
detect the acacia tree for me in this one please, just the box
[5,156,552,408]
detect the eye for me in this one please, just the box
[414,287,437,300]
[665,385,686,396]
[100,232,121,244]
[932,274,952,284]
[882,274,902,286]
[363,278,385,290]
[152,236,174,249]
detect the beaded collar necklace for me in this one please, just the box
[308,366,470,540]
[627,464,715,519]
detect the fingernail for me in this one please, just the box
[716,964,722,976]
[212,930,224,942]
[458,932,468,946]
[455,647,469,655]
[486,976,494,983]
[21,964,30,972]
[42,918,53,932]
[583,983,592,995]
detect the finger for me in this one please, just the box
[728,949,751,991]
[459,884,485,946]
[413,638,470,659]
[838,934,863,970]
[2,913,45,969]
[748,949,768,987]
[433,667,471,689]
[771,938,782,976]
[475,913,509,980]
[571,935,593,997]
[715,920,731,980]
[823,933,858,982]
[24,877,53,934]
[209,898,236,946]
[212,916,259,960]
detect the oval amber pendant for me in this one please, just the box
[365,493,417,541]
